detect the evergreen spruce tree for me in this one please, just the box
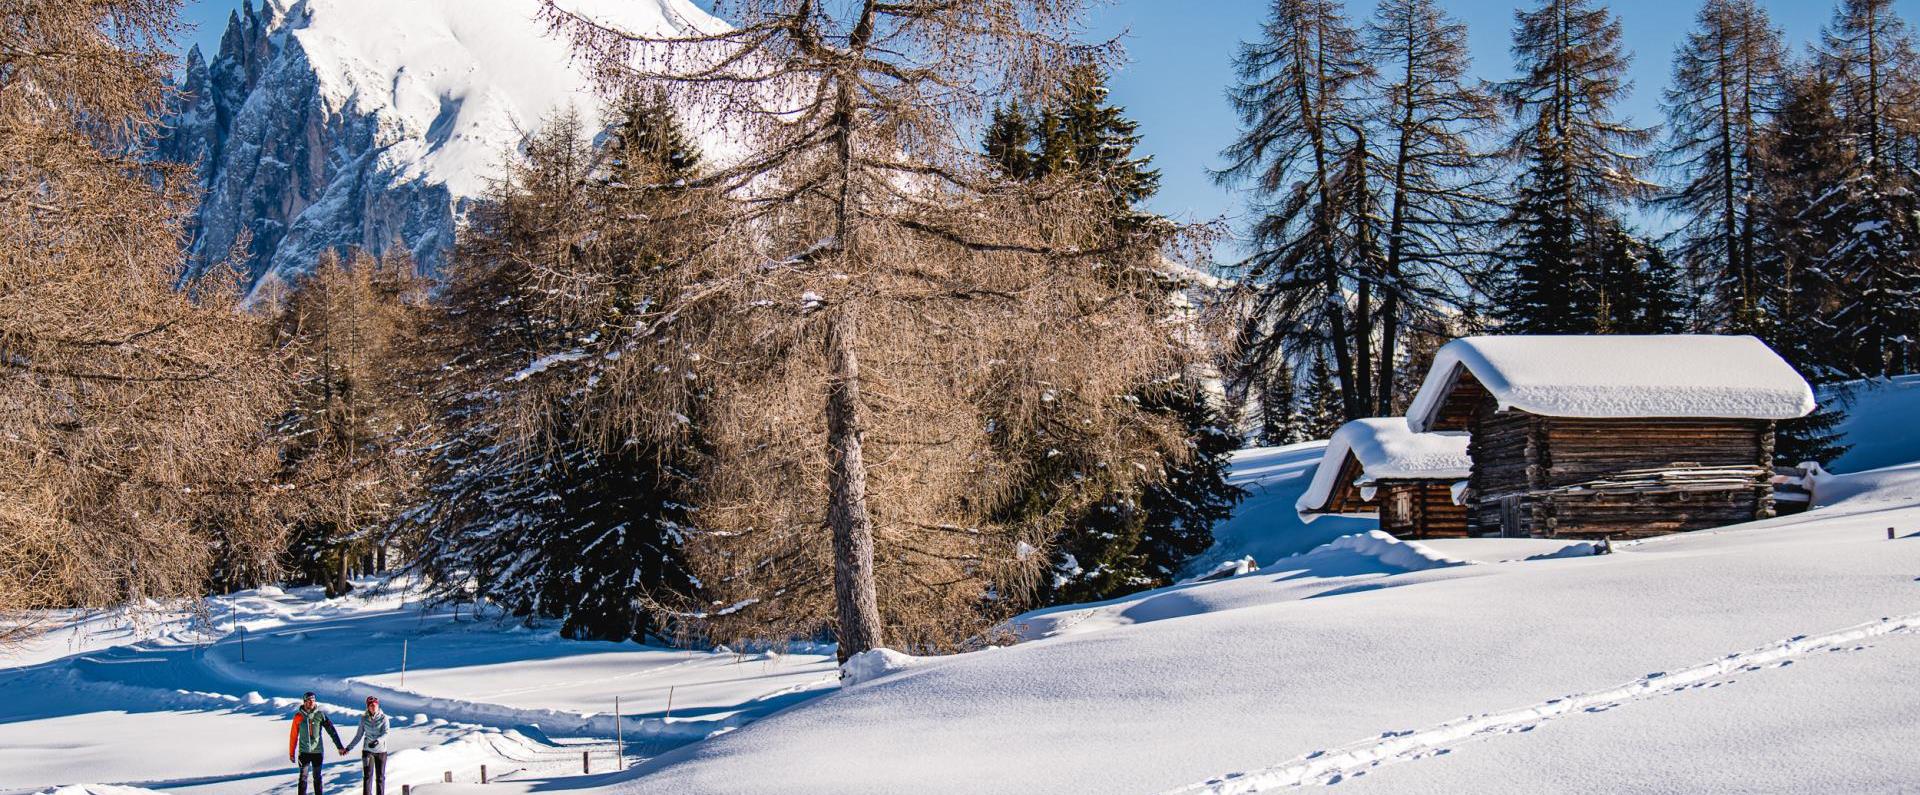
[1816,169,1920,377]
[1496,0,1656,334]
[1047,63,1163,229]
[1756,74,1855,464]
[1043,382,1245,604]
[1635,243,1692,334]
[983,102,1038,182]
[1259,359,1307,447]
[401,102,705,642]
[987,67,1241,604]
[1815,1,1920,378]
[1303,349,1345,440]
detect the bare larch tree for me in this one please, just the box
[1658,0,1787,332]
[0,0,284,641]
[541,0,1187,657]
[1215,0,1374,422]
[1361,0,1500,414]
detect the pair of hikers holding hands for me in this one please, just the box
[289,691,392,795]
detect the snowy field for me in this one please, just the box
[9,375,1920,794]
[0,587,835,794]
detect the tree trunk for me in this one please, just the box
[825,307,884,663]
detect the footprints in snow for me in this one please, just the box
[1164,614,1920,794]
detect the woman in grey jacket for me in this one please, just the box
[341,696,392,795]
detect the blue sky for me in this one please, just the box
[178,1,1918,241]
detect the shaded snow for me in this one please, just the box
[1177,443,1374,579]
[1827,374,1920,473]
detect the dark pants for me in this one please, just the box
[362,751,388,795]
[296,752,324,795]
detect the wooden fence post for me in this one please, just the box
[481,764,488,784]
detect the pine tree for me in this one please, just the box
[1817,169,1920,376]
[0,0,288,630]
[548,0,1192,655]
[1657,0,1787,332]
[1813,1,1920,376]
[272,250,432,597]
[1635,243,1691,333]
[1041,382,1245,604]
[1496,0,1657,334]
[987,66,1241,606]
[983,102,1038,182]
[1820,0,1917,176]
[1217,0,1375,420]
[1046,63,1163,229]
[1303,349,1345,440]
[1259,359,1306,447]
[1755,74,1855,464]
[401,103,705,641]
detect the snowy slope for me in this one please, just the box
[1827,374,1920,473]
[161,0,722,287]
[1177,443,1376,579]
[10,379,1920,793]
[585,469,1920,795]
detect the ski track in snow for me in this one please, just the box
[1165,611,1920,793]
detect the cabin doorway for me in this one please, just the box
[1498,495,1524,538]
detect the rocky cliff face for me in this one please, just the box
[160,0,718,290]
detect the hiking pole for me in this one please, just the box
[401,639,408,687]
[615,695,624,770]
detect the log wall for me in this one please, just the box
[1464,401,1776,539]
[1379,481,1469,538]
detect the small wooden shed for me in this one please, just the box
[1296,418,1473,538]
[1405,335,1817,539]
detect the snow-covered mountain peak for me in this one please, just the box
[162,0,721,286]
[264,0,719,198]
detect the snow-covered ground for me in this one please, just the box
[1827,374,1920,473]
[587,468,1920,794]
[1179,442,1375,579]
[10,381,1920,794]
[0,586,834,794]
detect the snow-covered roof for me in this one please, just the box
[1406,335,1816,433]
[1296,419,1472,519]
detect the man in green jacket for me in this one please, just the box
[287,692,346,795]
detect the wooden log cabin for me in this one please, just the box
[1295,418,1473,538]
[1404,335,1817,540]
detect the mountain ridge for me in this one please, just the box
[161,0,720,288]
